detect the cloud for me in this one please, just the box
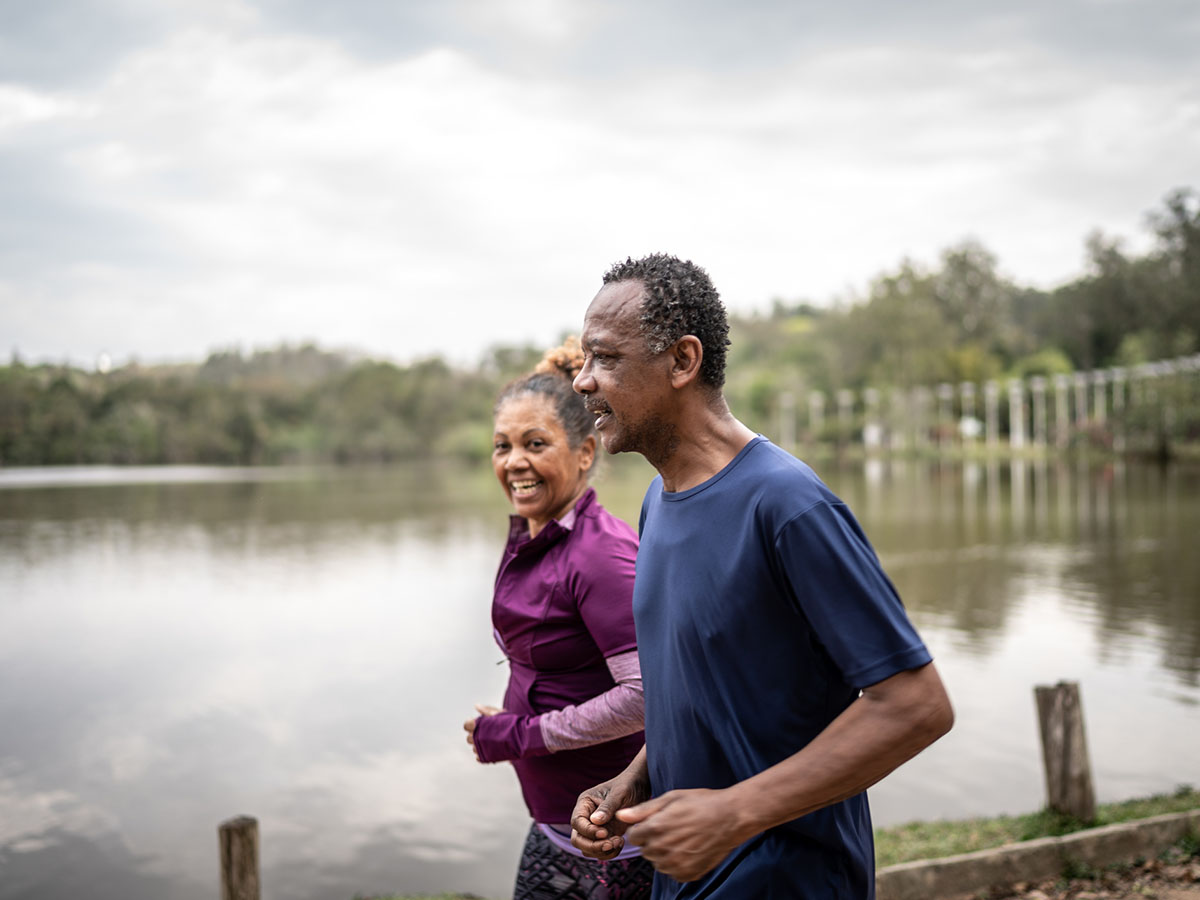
[1,1,1197,365]
[457,0,603,46]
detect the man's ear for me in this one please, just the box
[668,335,703,388]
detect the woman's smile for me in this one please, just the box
[493,392,594,538]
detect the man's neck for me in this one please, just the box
[652,400,757,493]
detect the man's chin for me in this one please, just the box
[598,431,628,455]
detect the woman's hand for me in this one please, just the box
[570,748,651,858]
[463,703,504,761]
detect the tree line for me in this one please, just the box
[2,188,1197,467]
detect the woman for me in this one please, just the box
[464,338,651,900]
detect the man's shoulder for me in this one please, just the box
[642,439,834,526]
[737,439,832,510]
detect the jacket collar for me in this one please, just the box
[506,486,596,551]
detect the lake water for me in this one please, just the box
[1,456,1198,900]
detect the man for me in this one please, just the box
[568,253,954,898]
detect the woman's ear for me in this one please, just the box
[669,335,703,388]
[579,434,597,473]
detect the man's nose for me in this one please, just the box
[573,363,593,395]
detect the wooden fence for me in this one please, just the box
[773,353,1200,456]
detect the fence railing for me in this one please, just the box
[774,353,1200,456]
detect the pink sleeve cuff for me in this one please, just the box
[538,649,645,753]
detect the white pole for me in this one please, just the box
[984,380,1000,451]
[1054,374,1071,448]
[937,383,954,450]
[808,391,825,445]
[863,387,881,451]
[1091,371,1107,424]
[1074,373,1089,426]
[778,390,796,455]
[960,381,976,446]
[837,389,854,444]
[1008,380,1026,450]
[1030,376,1047,447]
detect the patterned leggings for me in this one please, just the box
[513,824,654,900]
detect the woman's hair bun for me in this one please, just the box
[534,336,584,381]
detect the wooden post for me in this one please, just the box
[1034,682,1096,822]
[219,815,261,900]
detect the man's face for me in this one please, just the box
[573,280,673,456]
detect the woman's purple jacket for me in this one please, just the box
[472,487,645,823]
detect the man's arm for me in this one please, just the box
[569,744,651,858]
[616,661,953,882]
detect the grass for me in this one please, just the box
[356,787,1200,899]
[874,784,1200,868]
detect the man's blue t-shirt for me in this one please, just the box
[634,436,932,899]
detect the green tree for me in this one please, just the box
[933,241,1022,361]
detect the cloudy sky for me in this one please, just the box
[2,0,1198,368]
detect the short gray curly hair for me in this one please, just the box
[601,253,730,389]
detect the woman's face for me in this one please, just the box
[492,392,595,537]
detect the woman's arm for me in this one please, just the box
[468,649,643,762]
[539,649,643,751]
[471,516,643,763]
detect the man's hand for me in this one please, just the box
[617,788,744,882]
[463,703,503,762]
[570,762,651,859]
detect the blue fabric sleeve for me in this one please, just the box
[774,500,931,689]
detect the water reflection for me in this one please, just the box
[1,458,1198,900]
[0,827,190,900]
[818,460,1200,687]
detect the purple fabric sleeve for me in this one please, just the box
[472,711,550,763]
[474,651,643,761]
[569,528,639,658]
[538,649,644,753]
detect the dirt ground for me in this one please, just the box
[989,855,1200,899]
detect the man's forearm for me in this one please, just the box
[619,744,650,790]
[724,662,953,842]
